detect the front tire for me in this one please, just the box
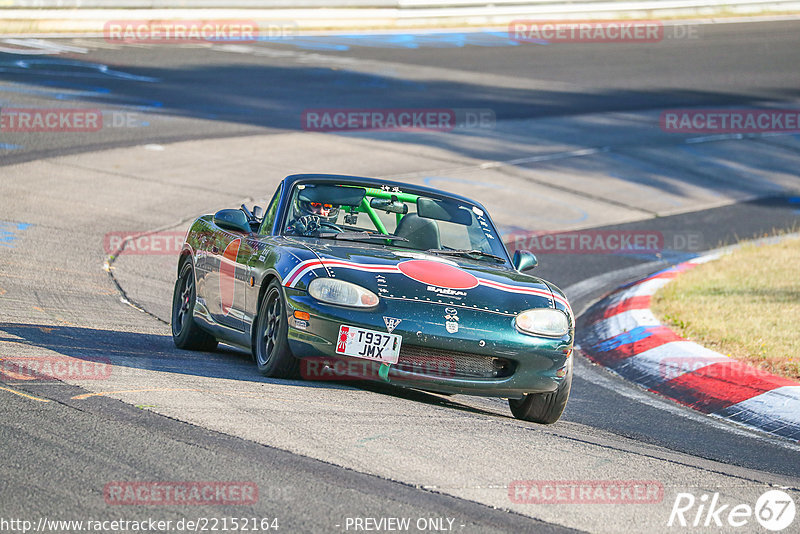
[509,365,572,424]
[253,280,298,378]
[172,260,218,351]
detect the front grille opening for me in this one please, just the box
[395,345,515,379]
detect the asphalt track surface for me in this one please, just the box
[1,19,800,533]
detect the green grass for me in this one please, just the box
[651,236,800,381]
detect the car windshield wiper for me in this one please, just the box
[425,248,506,263]
[318,231,409,242]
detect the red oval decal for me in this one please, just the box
[220,238,241,316]
[397,260,478,290]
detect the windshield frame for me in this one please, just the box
[277,176,513,266]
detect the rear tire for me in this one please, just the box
[171,260,218,351]
[509,364,572,424]
[253,280,298,378]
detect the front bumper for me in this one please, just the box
[283,287,573,398]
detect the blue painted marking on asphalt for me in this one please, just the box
[592,326,659,352]
[465,31,537,46]
[319,34,421,49]
[212,30,535,49]
[278,31,539,52]
[0,59,160,83]
[124,99,164,111]
[276,39,350,51]
[0,221,32,248]
[0,143,22,150]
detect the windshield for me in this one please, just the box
[282,182,509,261]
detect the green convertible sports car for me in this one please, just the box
[172,174,574,423]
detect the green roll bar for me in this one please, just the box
[356,187,419,235]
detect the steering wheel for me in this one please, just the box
[291,216,343,236]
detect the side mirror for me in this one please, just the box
[513,250,538,271]
[252,205,264,219]
[214,209,251,233]
[370,197,408,215]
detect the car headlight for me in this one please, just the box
[308,278,379,308]
[515,308,569,337]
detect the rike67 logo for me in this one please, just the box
[668,489,796,531]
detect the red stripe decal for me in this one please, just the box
[285,259,572,315]
[285,259,399,287]
[478,279,550,297]
[220,238,241,316]
[285,260,322,287]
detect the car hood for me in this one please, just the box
[286,239,564,316]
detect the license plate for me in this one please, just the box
[335,325,401,364]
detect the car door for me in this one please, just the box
[208,226,252,331]
[210,185,284,332]
[192,222,216,310]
